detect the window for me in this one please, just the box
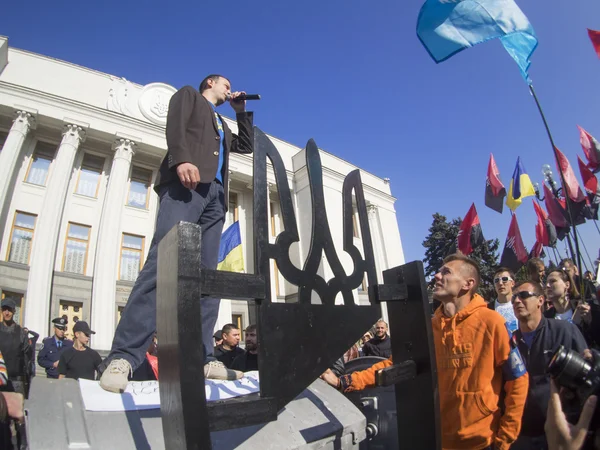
[120,234,144,281]
[60,300,82,340]
[62,223,91,274]
[1,291,24,325]
[127,167,152,209]
[25,142,56,186]
[228,192,239,225]
[7,212,36,264]
[75,153,104,197]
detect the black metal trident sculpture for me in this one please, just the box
[156,127,440,450]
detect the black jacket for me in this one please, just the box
[362,335,392,358]
[514,317,588,436]
[156,86,254,209]
[214,345,244,368]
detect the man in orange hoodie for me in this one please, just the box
[321,254,529,450]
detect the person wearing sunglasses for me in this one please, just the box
[510,281,588,450]
[489,267,518,333]
[57,321,102,381]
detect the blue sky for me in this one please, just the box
[2,1,600,270]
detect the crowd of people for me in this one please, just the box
[321,254,600,450]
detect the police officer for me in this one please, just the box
[0,299,30,396]
[37,318,73,379]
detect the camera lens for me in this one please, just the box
[547,346,592,390]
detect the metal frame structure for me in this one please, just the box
[156,127,440,449]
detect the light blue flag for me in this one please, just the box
[417,0,538,83]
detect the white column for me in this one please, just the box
[25,123,86,334]
[367,205,389,324]
[0,110,36,217]
[91,138,135,350]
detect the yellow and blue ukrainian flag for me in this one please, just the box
[217,221,244,272]
[506,157,536,212]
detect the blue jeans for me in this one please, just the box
[107,180,225,371]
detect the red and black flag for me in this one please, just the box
[533,200,557,248]
[578,126,600,173]
[578,156,600,220]
[457,203,484,255]
[529,241,545,260]
[589,29,600,59]
[555,147,588,225]
[500,214,528,273]
[543,184,570,240]
[485,154,506,213]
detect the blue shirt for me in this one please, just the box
[209,102,225,183]
[522,330,537,348]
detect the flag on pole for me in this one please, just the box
[578,156,600,220]
[457,203,484,255]
[416,0,538,83]
[555,147,586,203]
[533,200,557,247]
[578,126,600,173]
[588,29,600,59]
[543,184,570,241]
[506,157,536,211]
[217,222,244,273]
[485,154,506,213]
[500,214,528,272]
[529,241,544,259]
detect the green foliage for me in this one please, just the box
[422,213,501,301]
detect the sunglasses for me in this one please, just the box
[494,276,513,284]
[511,291,537,303]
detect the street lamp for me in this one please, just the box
[541,164,560,197]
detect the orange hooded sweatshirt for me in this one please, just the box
[340,294,528,450]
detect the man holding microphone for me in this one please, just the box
[100,75,254,393]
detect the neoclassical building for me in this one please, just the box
[0,36,405,350]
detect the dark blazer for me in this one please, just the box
[156,85,254,209]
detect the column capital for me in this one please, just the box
[112,138,136,161]
[61,123,87,147]
[367,204,378,214]
[11,109,37,135]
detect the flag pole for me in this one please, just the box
[576,228,594,271]
[529,84,585,281]
[594,219,600,236]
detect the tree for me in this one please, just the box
[422,213,501,301]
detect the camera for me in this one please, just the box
[547,346,600,430]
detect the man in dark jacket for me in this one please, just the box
[510,281,588,450]
[231,325,258,372]
[214,324,244,368]
[37,317,73,379]
[0,299,30,396]
[362,320,392,358]
[100,75,253,393]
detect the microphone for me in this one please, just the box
[227,93,261,101]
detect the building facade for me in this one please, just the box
[0,36,405,350]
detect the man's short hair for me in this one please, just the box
[375,319,388,327]
[514,280,544,297]
[221,323,239,335]
[443,253,481,292]
[245,324,257,334]
[199,74,229,93]
[493,266,515,279]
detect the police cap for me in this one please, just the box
[52,317,68,330]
